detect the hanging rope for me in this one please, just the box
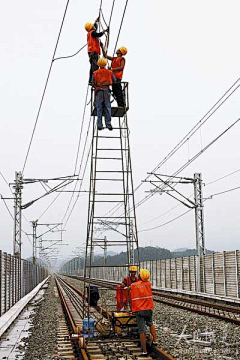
[53,43,87,62]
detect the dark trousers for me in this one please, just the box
[112,79,124,107]
[89,52,99,82]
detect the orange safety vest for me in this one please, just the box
[112,57,125,80]
[130,281,154,313]
[87,30,100,54]
[124,276,139,286]
[94,68,113,88]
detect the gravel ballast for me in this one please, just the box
[63,275,240,360]
[23,276,59,360]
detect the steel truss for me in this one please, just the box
[83,83,139,316]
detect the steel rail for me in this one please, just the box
[67,275,240,325]
[59,275,175,360]
[55,276,87,360]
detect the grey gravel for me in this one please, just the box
[63,275,240,359]
[22,277,59,360]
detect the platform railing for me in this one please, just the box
[91,81,129,116]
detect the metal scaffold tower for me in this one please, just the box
[83,83,140,315]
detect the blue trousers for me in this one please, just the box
[95,90,111,127]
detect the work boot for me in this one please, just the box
[106,124,113,131]
[138,353,148,357]
[98,125,103,130]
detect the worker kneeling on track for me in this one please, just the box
[92,58,116,131]
[130,269,157,357]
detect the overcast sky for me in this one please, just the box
[1,0,240,265]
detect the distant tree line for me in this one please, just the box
[73,246,213,268]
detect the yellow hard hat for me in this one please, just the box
[85,23,94,32]
[97,58,107,67]
[129,265,137,272]
[119,46,127,55]
[139,269,150,281]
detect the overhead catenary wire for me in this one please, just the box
[96,115,240,237]
[139,181,240,233]
[74,86,90,174]
[134,116,240,210]
[140,166,240,227]
[0,171,12,191]
[94,78,240,229]
[205,168,240,186]
[145,78,240,182]
[0,195,33,245]
[137,163,240,231]
[60,0,119,228]
[22,0,70,174]
[58,0,106,225]
[36,85,90,222]
[25,0,116,227]
[139,208,192,232]
[61,111,93,225]
[0,195,14,220]
[22,178,75,210]
[113,0,129,55]
[62,120,94,229]
[208,184,240,199]
[131,78,240,206]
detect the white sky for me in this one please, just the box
[1,0,240,264]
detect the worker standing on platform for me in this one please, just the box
[100,42,127,107]
[92,58,115,131]
[85,18,109,84]
[131,269,157,357]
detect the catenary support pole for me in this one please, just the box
[193,173,206,292]
[31,220,38,265]
[13,171,23,258]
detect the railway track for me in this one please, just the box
[67,275,240,325]
[55,275,174,360]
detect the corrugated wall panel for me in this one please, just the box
[225,251,237,297]
[214,252,225,296]
[204,254,214,294]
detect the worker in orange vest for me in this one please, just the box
[119,265,139,310]
[131,269,157,357]
[92,58,115,131]
[100,42,127,107]
[85,18,109,84]
[120,265,138,288]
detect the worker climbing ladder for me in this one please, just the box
[83,83,140,316]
